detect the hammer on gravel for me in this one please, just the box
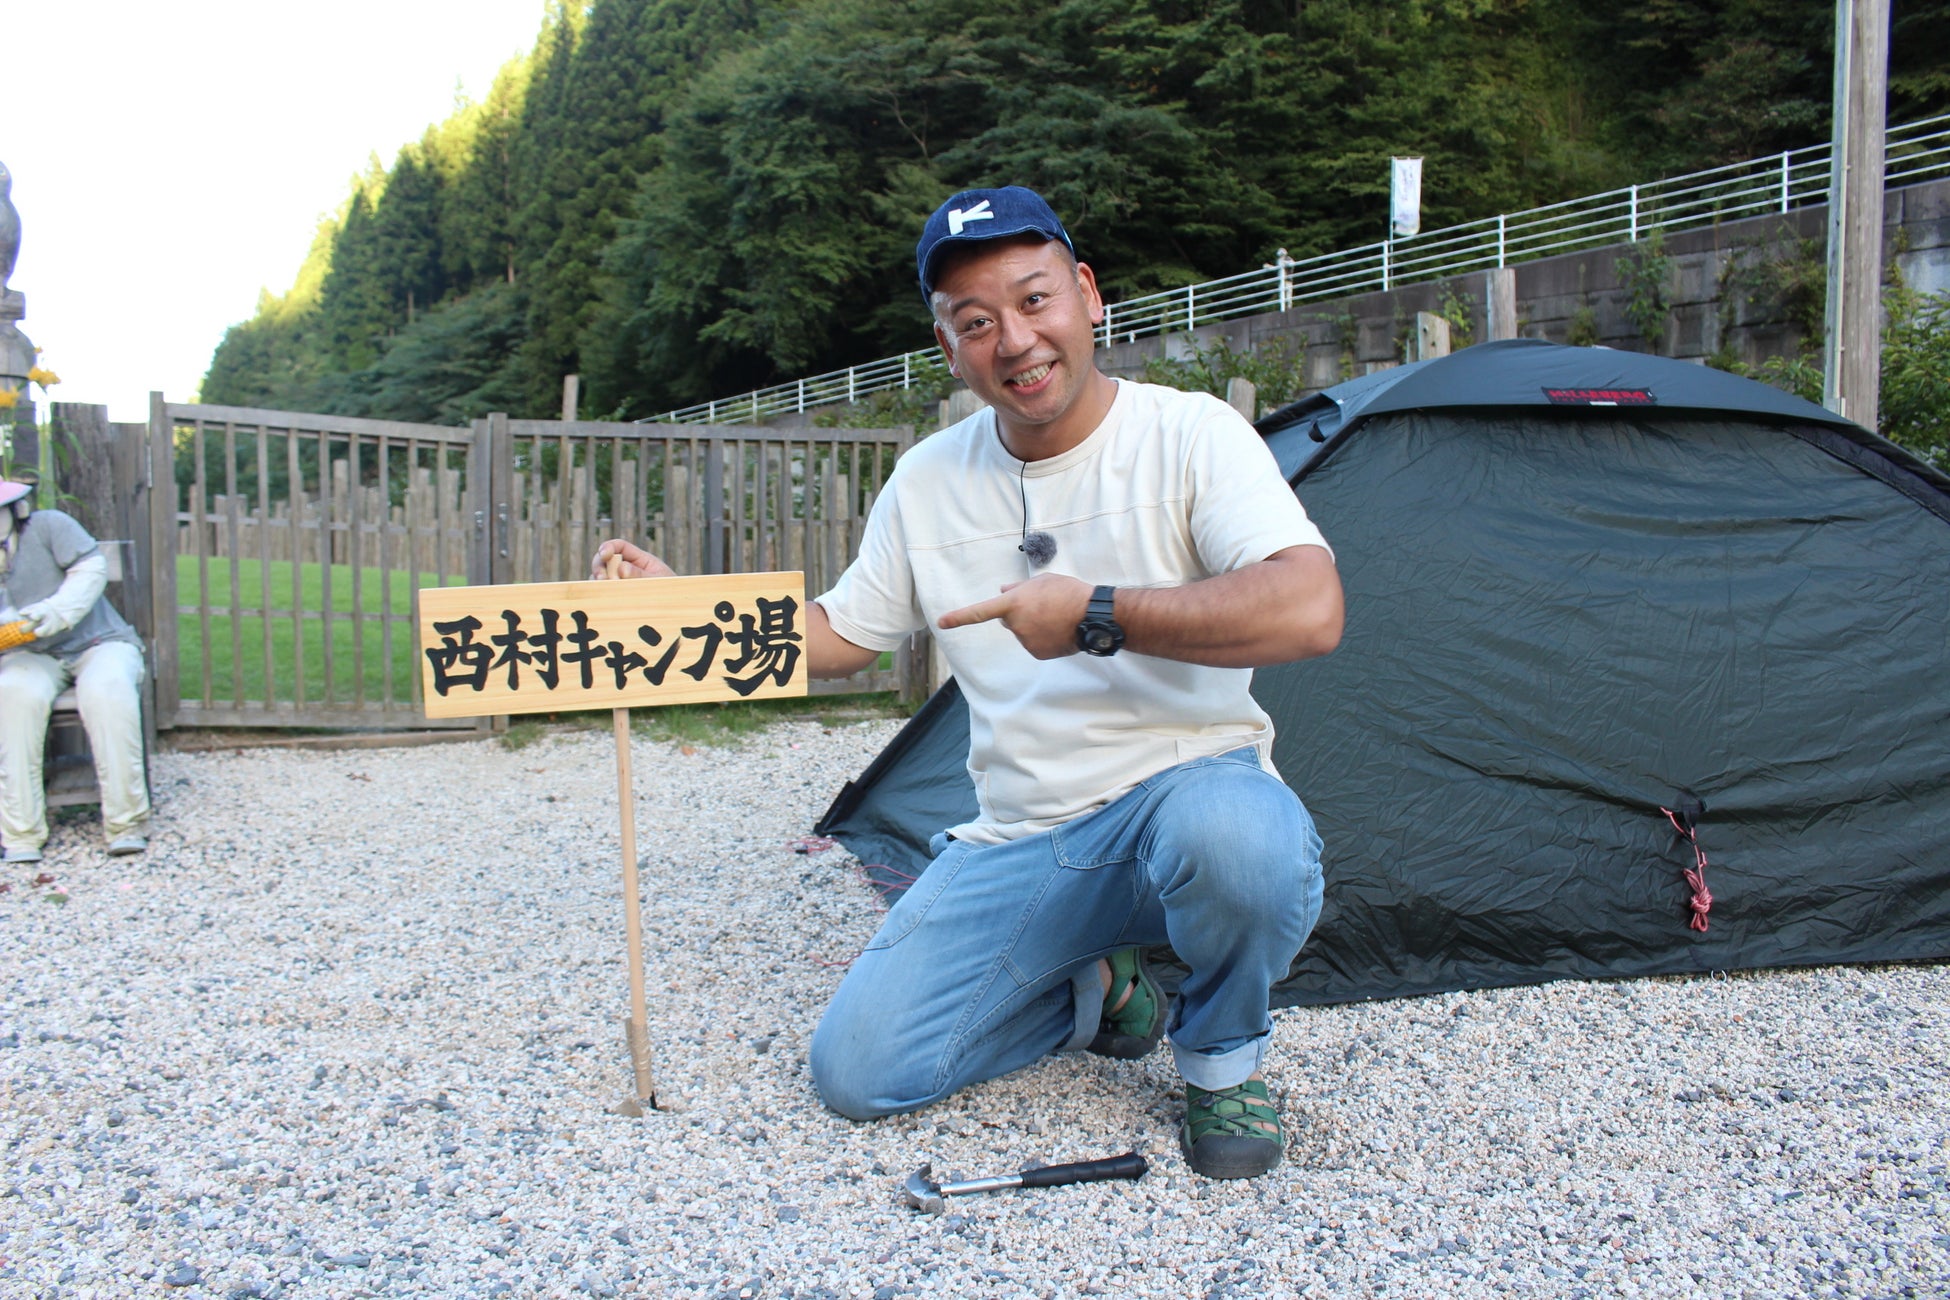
[900,1152,1149,1214]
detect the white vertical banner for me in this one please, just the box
[1390,157,1423,238]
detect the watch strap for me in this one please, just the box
[1076,584,1124,656]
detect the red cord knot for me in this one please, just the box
[857,861,919,909]
[787,835,839,854]
[1661,805,1713,932]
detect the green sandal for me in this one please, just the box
[1088,947,1167,1059]
[1181,1078,1284,1179]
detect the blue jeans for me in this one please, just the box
[810,748,1324,1119]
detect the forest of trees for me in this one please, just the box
[200,0,1950,425]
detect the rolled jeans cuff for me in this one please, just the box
[1171,1033,1269,1091]
[1058,967,1101,1053]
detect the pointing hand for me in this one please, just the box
[937,573,1092,660]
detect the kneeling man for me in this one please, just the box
[596,187,1342,1178]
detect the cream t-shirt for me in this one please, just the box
[818,379,1331,844]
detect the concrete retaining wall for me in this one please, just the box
[1091,177,1950,403]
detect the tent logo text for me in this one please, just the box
[1543,387,1656,406]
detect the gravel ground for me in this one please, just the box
[2,718,1946,1300]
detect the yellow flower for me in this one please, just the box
[0,386,19,410]
[26,367,59,388]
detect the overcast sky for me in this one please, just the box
[6,0,553,422]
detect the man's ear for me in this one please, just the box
[1075,261,1106,326]
[933,322,959,377]
[1076,263,1107,327]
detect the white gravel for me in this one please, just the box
[2,717,1946,1299]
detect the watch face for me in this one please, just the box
[1084,626,1118,654]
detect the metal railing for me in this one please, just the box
[648,114,1950,425]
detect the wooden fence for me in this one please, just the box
[179,458,471,575]
[491,417,894,594]
[148,400,920,731]
[154,403,485,730]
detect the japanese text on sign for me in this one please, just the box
[417,573,808,718]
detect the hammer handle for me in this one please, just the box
[1015,1151,1148,1189]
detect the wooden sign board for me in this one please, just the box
[418,572,808,718]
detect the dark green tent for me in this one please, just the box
[818,340,1950,1005]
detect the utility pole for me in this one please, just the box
[1821,0,1890,428]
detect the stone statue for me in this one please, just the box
[0,160,18,290]
[0,158,35,387]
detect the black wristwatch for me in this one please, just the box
[1075,585,1125,657]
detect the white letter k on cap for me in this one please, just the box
[947,200,994,237]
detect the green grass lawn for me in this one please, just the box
[176,555,463,707]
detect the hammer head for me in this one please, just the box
[900,1164,945,1215]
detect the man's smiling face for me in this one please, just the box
[931,235,1115,460]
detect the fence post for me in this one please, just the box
[1411,311,1452,362]
[47,403,118,538]
[705,437,726,575]
[1101,302,1113,347]
[466,419,489,588]
[1497,215,1507,268]
[52,405,149,740]
[1486,267,1518,341]
[146,392,181,727]
[1629,186,1640,242]
[896,632,931,708]
[487,411,514,588]
[1225,377,1257,421]
[942,389,985,427]
[1381,238,1391,292]
[6,395,37,478]
[1780,151,1792,212]
[108,416,159,752]
[1823,0,1889,428]
[1186,284,1196,332]
[1278,249,1293,313]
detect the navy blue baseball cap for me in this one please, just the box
[916,186,1076,301]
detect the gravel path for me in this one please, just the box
[2,719,1946,1299]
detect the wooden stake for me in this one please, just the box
[607,553,659,1114]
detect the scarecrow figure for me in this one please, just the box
[0,480,150,862]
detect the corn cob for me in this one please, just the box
[0,619,36,652]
